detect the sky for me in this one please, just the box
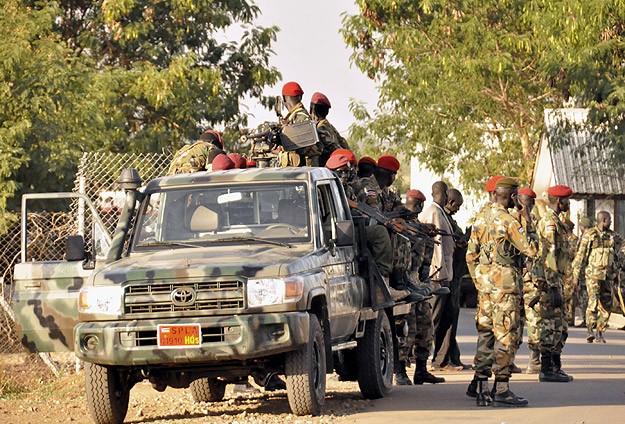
[241,1,379,137]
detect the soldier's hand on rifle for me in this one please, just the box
[392,218,406,233]
[550,286,563,308]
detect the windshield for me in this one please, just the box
[133,182,310,250]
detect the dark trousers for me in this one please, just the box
[430,278,464,366]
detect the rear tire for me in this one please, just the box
[85,362,129,424]
[285,314,326,416]
[189,378,227,402]
[357,311,394,399]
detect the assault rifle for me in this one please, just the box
[388,206,461,240]
[347,199,439,246]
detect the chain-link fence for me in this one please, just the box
[0,150,173,395]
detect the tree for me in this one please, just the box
[0,0,280,230]
[342,0,625,193]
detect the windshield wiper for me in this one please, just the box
[210,236,292,248]
[139,241,201,248]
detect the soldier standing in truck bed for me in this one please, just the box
[309,92,348,166]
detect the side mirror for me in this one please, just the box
[335,220,354,247]
[65,235,86,261]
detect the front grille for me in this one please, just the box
[124,280,244,315]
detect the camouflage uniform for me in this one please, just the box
[466,202,495,378]
[479,203,536,379]
[562,231,578,324]
[572,227,620,333]
[533,207,569,355]
[281,102,321,166]
[316,118,348,165]
[522,206,542,352]
[167,141,222,175]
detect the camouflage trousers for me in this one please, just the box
[577,282,588,323]
[563,274,576,324]
[535,280,568,354]
[473,288,522,380]
[397,301,433,363]
[586,278,613,332]
[521,282,541,351]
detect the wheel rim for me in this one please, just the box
[379,330,389,376]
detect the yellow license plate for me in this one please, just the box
[157,324,202,348]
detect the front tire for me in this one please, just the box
[285,314,326,416]
[85,362,130,424]
[357,311,394,399]
[189,378,227,402]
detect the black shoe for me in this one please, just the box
[395,371,413,385]
[466,379,478,398]
[493,389,529,407]
[595,331,606,343]
[586,329,595,343]
[413,369,445,384]
[509,363,523,374]
[539,354,570,383]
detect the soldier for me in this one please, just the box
[575,216,592,327]
[357,156,377,179]
[279,81,321,166]
[469,177,537,407]
[515,187,542,374]
[572,211,623,343]
[309,92,349,166]
[167,129,225,175]
[533,185,574,383]
[394,189,446,386]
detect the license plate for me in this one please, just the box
[157,324,202,348]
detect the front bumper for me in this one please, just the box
[74,312,310,366]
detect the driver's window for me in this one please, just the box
[316,183,338,244]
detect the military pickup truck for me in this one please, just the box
[14,166,405,423]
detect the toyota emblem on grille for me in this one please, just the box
[171,287,196,306]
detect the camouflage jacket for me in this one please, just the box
[167,141,222,175]
[572,227,620,281]
[485,203,538,293]
[356,175,383,212]
[466,201,492,280]
[283,102,311,124]
[533,206,568,287]
[316,118,344,154]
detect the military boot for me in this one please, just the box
[586,328,595,343]
[387,271,420,302]
[466,377,478,398]
[539,353,570,382]
[413,359,445,385]
[552,353,573,381]
[492,379,529,407]
[526,347,541,374]
[475,379,493,406]
[395,361,412,386]
[595,330,606,343]
[509,363,523,374]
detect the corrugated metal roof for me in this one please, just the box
[545,109,625,196]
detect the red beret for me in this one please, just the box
[227,153,247,169]
[246,158,257,168]
[311,92,331,107]
[199,129,223,149]
[358,156,376,166]
[485,175,505,192]
[282,81,304,96]
[518,187,537,198]
[211,154,234,171]
[406,189,426,201]
[326,154,351,171]
[331,148,356,165]
[377,155,400,173]
[547,184,573,197]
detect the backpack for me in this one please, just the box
[167,141,217,175]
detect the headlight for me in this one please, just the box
[78,286,124,315]
[247,277,304,307]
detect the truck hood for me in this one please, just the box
[92,244,318,285]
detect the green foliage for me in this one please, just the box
[342,0,625,193]
[0,0,280,228]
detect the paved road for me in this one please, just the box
[350,308,625,423]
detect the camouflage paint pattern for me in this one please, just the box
[167,141,221,175]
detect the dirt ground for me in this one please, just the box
[0,373,371,424]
